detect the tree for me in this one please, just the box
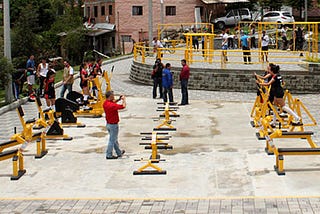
[0,57,14,90]
[11,4,40,59]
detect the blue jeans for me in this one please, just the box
[60,83,73,98]
[12,82,20,100]
[180,79,188,105]
[106,123,122,157]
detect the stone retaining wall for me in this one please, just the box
[130,61,320,93]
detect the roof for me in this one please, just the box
[87,29,113,37]
[84,22,116,37]
[201,0,249,3]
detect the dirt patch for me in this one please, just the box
[79,146,105,154]
[87,132,107,138]
[218,148,238,152]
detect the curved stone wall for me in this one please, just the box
[130,61,320,94]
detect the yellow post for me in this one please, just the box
[12,156,18,177]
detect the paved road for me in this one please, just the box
[0,57,319,213]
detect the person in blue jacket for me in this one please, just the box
[162,63,174,103]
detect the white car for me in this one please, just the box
[258,11,295,23]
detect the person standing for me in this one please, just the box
[281,26,288,50]
[152,58,164,99]
[295,27,304,56]
[221,29,228,62]
[179,59,190,105]
[36,57,49,97]
[162,63,174,103]
[12,69,26,100]
[240,31,251,64]
[103,91,126,159]
[250,25,256,48]
[60,60,74,98]
[26,55,36,101]
[44,69,56,111]
[261,31,269,63]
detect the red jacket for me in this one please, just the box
[180,65,190,80]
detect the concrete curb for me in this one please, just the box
[0,55,133,116]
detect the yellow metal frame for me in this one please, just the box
[7,107,48,158]
[155,103,177,130]
[0,150,26,180]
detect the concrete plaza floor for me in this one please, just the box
[0,57,320,213]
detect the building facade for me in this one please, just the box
[84,0,224,54]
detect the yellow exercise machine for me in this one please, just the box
[2,107,47,158]
[133,132,172,175]
[0,149,26,180]
[33,97,73,140]
[55,98,86,127]
[154,102,178,131]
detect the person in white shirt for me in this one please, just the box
[36,57,49,97]
[60,60,74,98]
[152,37,163,58]
[261,30,269,62]
[221,29,228,62]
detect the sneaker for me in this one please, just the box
[118,150,125,158]
[291,121,303,126]
[106,156,118,159]
[83,106,92,111]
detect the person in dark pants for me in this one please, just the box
[250,25,256,48]
[162,63,174,103]
[295,27,304,56]
[240,31,251,64]
[152,58,164,99]
[12,69,26,100]
[179,59,190,105]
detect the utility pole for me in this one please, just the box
[160,0,164,39]
[305,0,308,22]
[4,0,14,103]
[148,0,153,47]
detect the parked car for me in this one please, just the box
[257,11,295,23]
[214,8,252,29]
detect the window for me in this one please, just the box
[121,35,132,42]
[109,5,113,15]
[101,6,105,16]
[132,6,143,16]
[196,6,204,16]
[94,6,98,17]
[166,6,176,16]
[239,9,249,16]
[87,7,90,17]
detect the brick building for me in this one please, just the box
[84,0,224,54]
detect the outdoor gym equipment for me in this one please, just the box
[133,132,172,175]
[261,124,319,175]
[154,102,178,131]
[66,91,103,117]
[5,106,48,159]
[33,97,73,141]
[55,98,86,127]
[0,149,26,180]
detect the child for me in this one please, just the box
[44,69,56,111]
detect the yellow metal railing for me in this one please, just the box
[134,22,319,69]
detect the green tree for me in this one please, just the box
[11,4,40,59]
[0,57,14,89]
